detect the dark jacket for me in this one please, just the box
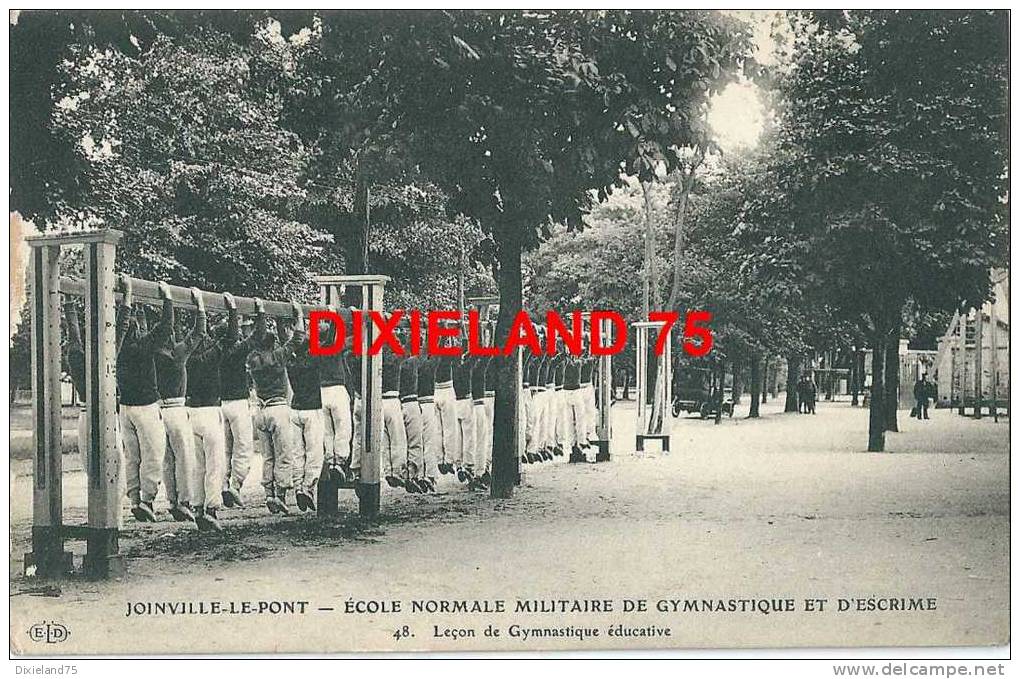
[117,301,172,407]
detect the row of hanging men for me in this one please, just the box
[63,284,602,530]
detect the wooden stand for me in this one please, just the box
[315,275,389,520]
[24,230,124,580]
[591,314,614,462]
[633,320,672,455]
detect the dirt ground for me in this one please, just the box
[9,398,1009,654]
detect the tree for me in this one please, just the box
[310,10,753,496]
[769,10,1008,451]
[44,23,332,300]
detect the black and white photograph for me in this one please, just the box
[6,6,1012,667]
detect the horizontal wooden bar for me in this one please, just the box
[314,274,391,285]
[26,229,124,247]
[59,276,335,318]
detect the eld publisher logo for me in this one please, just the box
[28,621,69,644]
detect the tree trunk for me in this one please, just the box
[868,336,887,452]
[748,354,761,418]
[760,355,768,405]
[784,354,800,413]
[850,349,860,406]
[490,221,523,499]
[883,329,900,432]
[824,350,835,400]
[731,358,743,405]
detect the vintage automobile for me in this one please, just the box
[671,366,734,419]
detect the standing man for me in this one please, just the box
[805,373,818,414]
[219,293,256,509]
[184,289,226,531]
[913,374,932,420]
[116,277,170,523]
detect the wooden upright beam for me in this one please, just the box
[957,310,967,415]
[989,300,999,422]
[83,235,125,578]
[974,305,984,419]
[594,315,613,462]
[360,281,384,519]
[25,244,73,577]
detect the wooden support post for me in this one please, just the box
[989,300,999,422]
[594,315,613,462]
[958,310,967,416]
[974,304,984,419]
[25,242,73,578]
[316,282,340,517]
[82,233,125,579]
[515,346,525,485]
[360,281,384,518]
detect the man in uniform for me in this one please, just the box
[153,286,206,522]
[184,289,227,531]
[381,330,409,490]
[116,278,170,523]
[284,307,325,512]
[319,308,353,483]
[246,301,304,514]
[219,293,256,508]
[398,334,428,493]
[416,355,440,491]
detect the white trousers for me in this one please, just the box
[76,408,90,479]
[119,403,166,505]
[402,399,424,478]
[473,400,492,473]
[520,387,532,457]
[290,408,324,495]
[351,395,363,471]
[189,406,226,510]
[321,384,352,467]
[161,404,195,507]
[484,395,495,470]
[433,384,459,466]
[419,400,441,478]
[565,388,589,449]
[382,397,408,477]
[582,383,598,442]
[221,398,254,493]
[455,398,475,469]
[255,403,294,497]
[526,388,545,454]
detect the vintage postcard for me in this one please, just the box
[8,7,1010,658]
